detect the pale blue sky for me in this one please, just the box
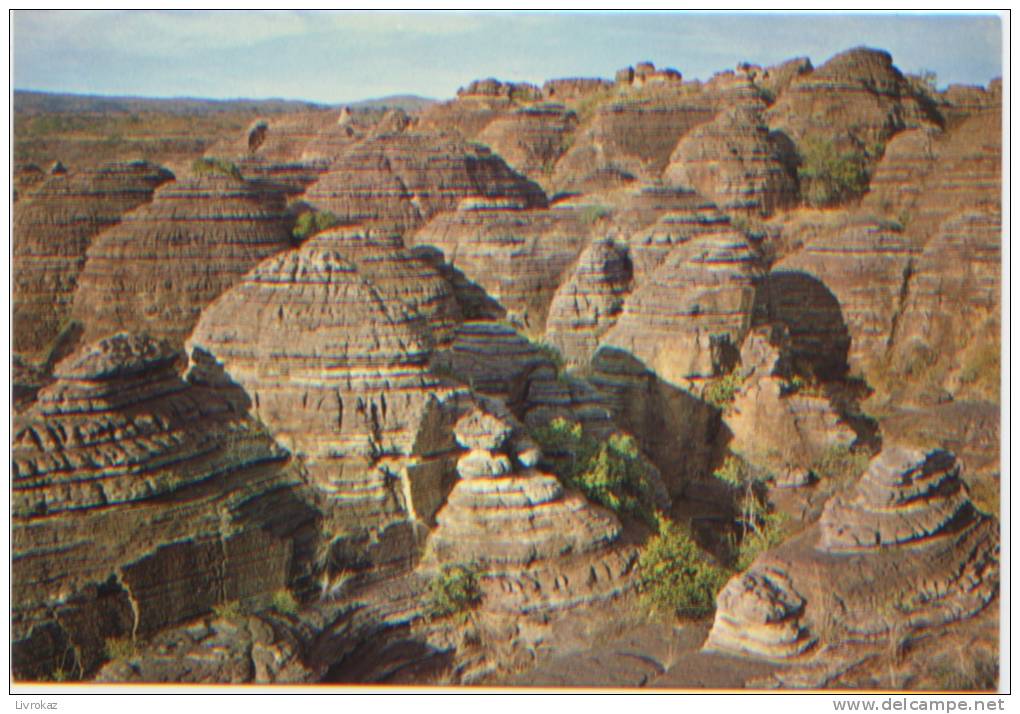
[12,11,1003,104]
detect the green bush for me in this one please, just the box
[212,599,247,622]
[270,589,299,616]
[427,564,482,618]
[192,156,244,181]
[531,418,657,522]
[637,517,729,619]
[292,210,342,242]
[797,138,870,207]
[703,372,742,410]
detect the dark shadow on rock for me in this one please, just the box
[410,245,507,321]
[752,270,851,381]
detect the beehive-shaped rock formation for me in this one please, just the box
[475,103,578,185]
[13,161,174,356]
[545,237,633,367]
[187,232,464,536]
[601,229,759,383]
[71,174,293,348]
[707,448,998,666]
[423,405,635,613]
[303,130,548,236]
[766,47,939,153]
[411,200,591,332]
[11,333,317,680]
[664,104,799,217]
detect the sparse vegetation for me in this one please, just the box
[103,636,137,662]
[703,371,743,410]
[580,203,613,225]
[426,563,482,619]
[530,418,658,522]
[211,599,247,622]
[931,650,998,691]
[637,516,729,619]
[712,454,788,571]
[270,589,300,616]
[798,137,871,207]
[191,156,244,181]
[812,444,870,487]
[292,210,342,242]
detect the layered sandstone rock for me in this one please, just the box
[545,238,633,367]
[542,78,613,101]
[601,229,759,384]
[11,334,317,680]
[303,131,548,235]
[187,232,464,538]
[13,161,174,356]
[423,406,636,613]
[763,220,918,380]
[707,448,998,669]
[475,103,578,185]
[664,104,799,217]
[766,47,940,154]
[411,201,591,332]
[72,174,294,348]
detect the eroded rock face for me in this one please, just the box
[11,334,317,680]
[766,46,939,153]
[13,162,174,356]
[707,448,998,675]
[601,229,759,384]
[187,232,464,537]
[423,405,635,613]
[304,130,548,235]
[545,238,633,367]
[411,201,591,332]
[664,104,799,217]
[475,103,578,185]
[72,174,294,348]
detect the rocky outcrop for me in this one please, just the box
[13,161,174,356]
[411,201,590,332]
[11,334,318,680]
[763,220,917,380]
[303,131,547,235]
[423,405,636,613]
[187,232,464,542]
[615,62,683,88]
[707,448,998,673]
[71,174,294,348]
[542,78,613,101]
[601,229,759,384]
[766,47,940,154]
[545,238,632,367]
[431,320,615,437]
[475,103,578,185]
[664,104,799,217]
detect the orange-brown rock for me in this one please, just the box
[475,103,578,185]
[11,333,318,680]
[707,448,998,672]
[71,174,294,348]
[303,130,547,236]
[542,77,613,101]
[13,161,174,356]
[766,47,940,154]
[664,104,799,217]
[544,237,632,367]
[187,232,465,574]
[411,200,590,332]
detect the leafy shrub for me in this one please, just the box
[711,454,747,488]
[637,517,729,619]
[270,589,300,616]
[427,564,482,618]
[531,418,657,522]
[797,138,870,207]
[212,599,246,622]
[703,371,742,410]
[192,156,244,181]
[292,210,341,242]
[731,509,789,571]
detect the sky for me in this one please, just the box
[12,11,1004,104]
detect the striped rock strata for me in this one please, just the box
[11,334,318,680]
[706,448,998,663]
[423,406,637,614]
[187,231,464,539]
[13,161,174,356]
[303,130,547,236]
[72,174,294,348]
[544,237,633,367]
[664,104,799,218]
[411,200,591,332]
[475,103,578,186]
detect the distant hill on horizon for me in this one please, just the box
[13,89,437,116]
